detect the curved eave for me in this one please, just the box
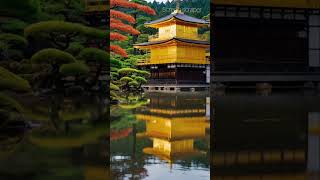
[136,114,210,122]
[144,132,207,141]
[145,14,209,28]
[134,38,209,49]
[146,18,209,28]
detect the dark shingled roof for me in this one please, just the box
[134,37,209,46]
[145,12,209,25]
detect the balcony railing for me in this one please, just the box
[147,79,208,85]
[137,58,151,65]
[148,34,209,42]
[137,58,210,65]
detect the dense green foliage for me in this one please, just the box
[78,48,109,64]
[59,62,90,76]
[0,0,110,94]
[25,21,106,39]
[65,42,84,56]
[0,19,29,34]
[0,92,25,112]
[0,3,107,178]
[31,48,76,65]
[25,21,106,51]
[0,33,28,61]
[39,0,85,22]
[0,66,31,92]
[0,0,40,18]
[0,33,28,49]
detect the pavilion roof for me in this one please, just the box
[134,37,209,47]
[145,12,209,26]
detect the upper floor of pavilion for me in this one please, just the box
[145,10,209,42]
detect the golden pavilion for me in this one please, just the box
[134,5,210,90]
[135,95,210,165]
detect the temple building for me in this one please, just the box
[135,94,210,165]
[134,6,210,92]
[212,1,320,88]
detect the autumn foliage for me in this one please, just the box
[110,45,128,57]
[110,0,156,15]
[110,32,127,41]
[110,0,156,57]
[110,9,135,24]
[110,128,133,140]
[110,21,140,35]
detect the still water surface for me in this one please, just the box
[212,91,320,180]
[3,91,320,180]
[111,91,320,180]
[0,95,107,180]
[110,93,210,180]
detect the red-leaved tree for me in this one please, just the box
[110,0,156,57]
[110,128,133,140]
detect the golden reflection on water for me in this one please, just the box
[136,94,210,166]
[211,95,320,180]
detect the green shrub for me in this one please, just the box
[0,66,31,92]
[0,33,28,49]
[136,70,150,78]
[120,77,133,84]
[118,68,137,76]
[110,83,120,91]
[128,80,139,87]
[59,62,90,76]
[110,72,119,81]
[126,48,134,54]
[24,21,106,39]
[110,59,122,68]
[111,67,119,72]
[31,48,76,65]
[78,48,109,64]
[0,93,25,112]
[135,76,147,84]
[110,91,118,98]
[66,43,84,56]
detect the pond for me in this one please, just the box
[110,93,210,180]
[0,94,108,180]
[111,90,320,180]
[3,90,320,180]
[212,91,320,180]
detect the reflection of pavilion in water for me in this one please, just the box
[136,94,210,165]
[212,95,320,180]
